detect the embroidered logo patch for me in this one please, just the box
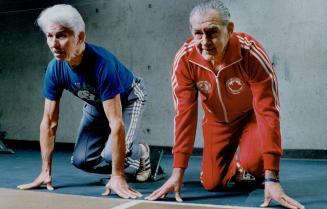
[226,77,244,94]
[196,80,212,94]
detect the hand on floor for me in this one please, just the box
[17,171,54,191]
[261,182,305,209]
[145,168,184,202]
[102,175,142,199]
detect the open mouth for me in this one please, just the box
[202,48,216,54]
[53,50,64,55]
[203,47,215,51]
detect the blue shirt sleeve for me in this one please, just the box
[97,61,125,101]
[43,62,64,101]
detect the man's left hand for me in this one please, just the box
[261,182,305,209]
[102,175,142,199]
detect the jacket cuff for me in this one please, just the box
[263,154,281,171]
[173,153,191,169]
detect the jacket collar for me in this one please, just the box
[188,32,242,71]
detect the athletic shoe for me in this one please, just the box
[235,161,256,183]
[231,161,263,189]
[136,143,151,182]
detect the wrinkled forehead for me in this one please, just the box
[44,23,72,34]
[190,9,224,30]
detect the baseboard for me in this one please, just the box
[3,139,327,159]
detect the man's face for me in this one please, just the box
[190,9,233,61]
[44,24,79,61]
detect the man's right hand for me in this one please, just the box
[17,171,54,191]
[102,175,142,199]
[145,168,184,202]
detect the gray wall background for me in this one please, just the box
[0,0,326,150]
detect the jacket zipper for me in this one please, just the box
[189,60,230,123]
[215,68,229,123]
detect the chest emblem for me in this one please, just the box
[77,90,97,101]
[196,80,212,94]
[226,77,244,95]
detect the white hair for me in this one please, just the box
[37,4,85,35]
[190,0,231,25]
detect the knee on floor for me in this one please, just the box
[201,176,225,191]
[70,155,86,169]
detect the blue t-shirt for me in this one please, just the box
[44,43,134,106]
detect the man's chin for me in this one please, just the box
[53,54,66,61]
[196,48,216,61]
[201,53,215,61]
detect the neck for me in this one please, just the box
[210,45,227,69]
[69,43,85,67]
[210,53,224,69]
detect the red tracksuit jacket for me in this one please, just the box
[171,32,282,171]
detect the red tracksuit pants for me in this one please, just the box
[200,111,264,191]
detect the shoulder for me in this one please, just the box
[234,32,271,63]
[86,43,117,64]
[173,37,197,72]
[47,59,58,71]
[45,59,72,85]
[234,32,273,77]
[234,32,266,52]
[174,37,195,60]
[46,59,65,75]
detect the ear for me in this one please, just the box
[77,31,85,44]
[227,21,234,36]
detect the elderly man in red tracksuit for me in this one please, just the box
[146,1,304,209]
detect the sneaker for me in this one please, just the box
[136,143,151,182]
[231,161,263,189]
[235,161,256,183]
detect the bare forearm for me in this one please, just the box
[16,99,60,191]
[39,120,57,173]
[110,124,126,176]
[172,167,185,178]
[102,96,126,177]
[170,167,185,184]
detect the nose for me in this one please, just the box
[48,37,59,49]
[201,33,211,47]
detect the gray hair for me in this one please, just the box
[190,0,231,26]
[37,4,85,35]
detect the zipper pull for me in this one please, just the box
[216,64,223,73]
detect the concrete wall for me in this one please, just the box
[0,0,326,150]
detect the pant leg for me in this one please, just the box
[101,77,148,177]
[71,103,112,174]
[200,112,253,191]
[238,112,265,179]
